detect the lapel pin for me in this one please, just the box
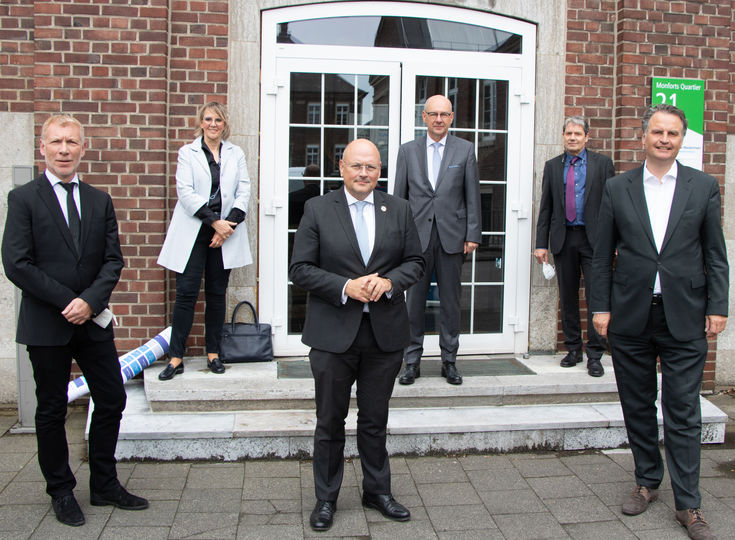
[381,205,387,212]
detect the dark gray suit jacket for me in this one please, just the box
[590,162,728,341]
[394,134,481,254]
[2,174,124,346]
[289,188,424,353]
[535,150,615,254]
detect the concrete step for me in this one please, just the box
[104,353,728,461]
[143,354,621,412]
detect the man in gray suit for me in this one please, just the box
[592,104,727,540]
[394,95,482,386]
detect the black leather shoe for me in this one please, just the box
[362,492,410,521]
[52,494,85,527]
[399,364,420,385]
[91,486,149,510]
[207,357,225,374]
[560,350,583,367]
[587,357,604,377]
[309,500,336,531]
[441,362,463,385]
[158,361,184,380]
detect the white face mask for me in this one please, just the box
[542,261,556,280]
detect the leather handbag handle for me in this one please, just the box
[230,300,259,331]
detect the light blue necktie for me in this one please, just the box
[354,200,370,264]
[432,141,442,187]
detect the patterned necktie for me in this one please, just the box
[60,182,81,251]
[354,201,370,264]
[432,141,442,187]
[565,156,580,222]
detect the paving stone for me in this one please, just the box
[187,463,245,489]
[437,530,505,540]
[405,456,468,483]
[125,475,186,491]
[632,528,689,539]
[237,523,305,540]
[29,510,108,540]
[0,481,48,505]
[366,518,438,539]
[699,476,735,497]
[106,499,178,527]
[512,455,573,478]
[245,460,301,478]
[0,503,48,532]
[130,462,190,478]
[125,488,183,501]
[0,453,32,473]
[13,460,42,482]
[178,488,243,513]
[615,501,681,532]
[478,488,547,514]
[417,482,482,506]
[170,511,239,539]
[459,454,514,470]
[425,503,495,531]
[560,460,632,484]
[389,471,419,497]
[563,519,639,539]
[242,476,300,500]
[466,467,528,491]
[544,495,618,523]
[587,481,635,505]
[526,475,594,499]
[493,511,570,539]
[0,472,15,492]
[0,435,37,453]
[99,526,170,540]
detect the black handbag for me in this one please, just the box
[220,301,274,363]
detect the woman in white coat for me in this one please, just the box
[157,102,252,379]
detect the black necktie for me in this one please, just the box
[60,183,81,251]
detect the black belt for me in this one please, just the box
[651,294,663,305]
[566,225,585,231]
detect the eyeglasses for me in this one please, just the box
[347,163,379,173]
[425,111,452,119]
[203,117,224,124]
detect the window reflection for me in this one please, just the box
[277,16,522,54]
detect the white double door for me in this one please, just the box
[259,50,532,356]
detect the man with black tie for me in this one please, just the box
[535,116,615,377]
[394,94,481,386]
[592,104,728,540]
[290,139,424,532]
[2,115,148,527]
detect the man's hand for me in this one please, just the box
[593,313,610,338]
[706,315,727,338]
[534,248,548,264]
[345,273,392,303]
[62,298,93,325]
[464,241,479,255]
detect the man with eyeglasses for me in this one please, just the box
[394,94,482,386]
[290,139,424,532]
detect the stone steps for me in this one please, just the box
[101,354,728,461]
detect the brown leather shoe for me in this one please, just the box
[675,508,716,540]
[621,485,658,515]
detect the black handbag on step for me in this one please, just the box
[220,301,273,363]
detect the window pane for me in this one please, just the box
[356,127,389,177]
[472,285,503,333]
[449,78,476,129]
[414,76,443,124]
[289,127,320,169]
[289,177,321,230]
[277,17,522,54]
[474,238,505,283]
[290,73,321,124]
[480,183,505,232]
[480,79,508,130]
[477,133,507,182]
[324,74,355,125]
[323,128,352,177]
[358,74,390,126]
[288,283,308,334]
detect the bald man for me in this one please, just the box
[394,95,482,385]
[290,139,424,532]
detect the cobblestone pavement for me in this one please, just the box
[1,391,734,539]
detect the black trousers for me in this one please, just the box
[405,222,463,365]
[554,227,606,358]
[169,224,231,358]
[609,302,707,510]
[28,324,126,498]
[309,315,403,502]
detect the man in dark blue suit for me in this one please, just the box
[592,104,728,540]
[535,116,615,377]
[290,139,424,532]
[2,115,148,527]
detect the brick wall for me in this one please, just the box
[0,0,229,359]
[563,0,733,389]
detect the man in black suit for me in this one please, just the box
[592,104,728,539]
[290,139,424,532]
[535,116,615,377]
[2,115,148,527]
[394,94,481,386]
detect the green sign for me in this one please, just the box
[651,77,704,169]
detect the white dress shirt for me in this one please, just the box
[46,169,81,225]
[643,160,678,294]
[341,188,375,307]
[426,134,447,189]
